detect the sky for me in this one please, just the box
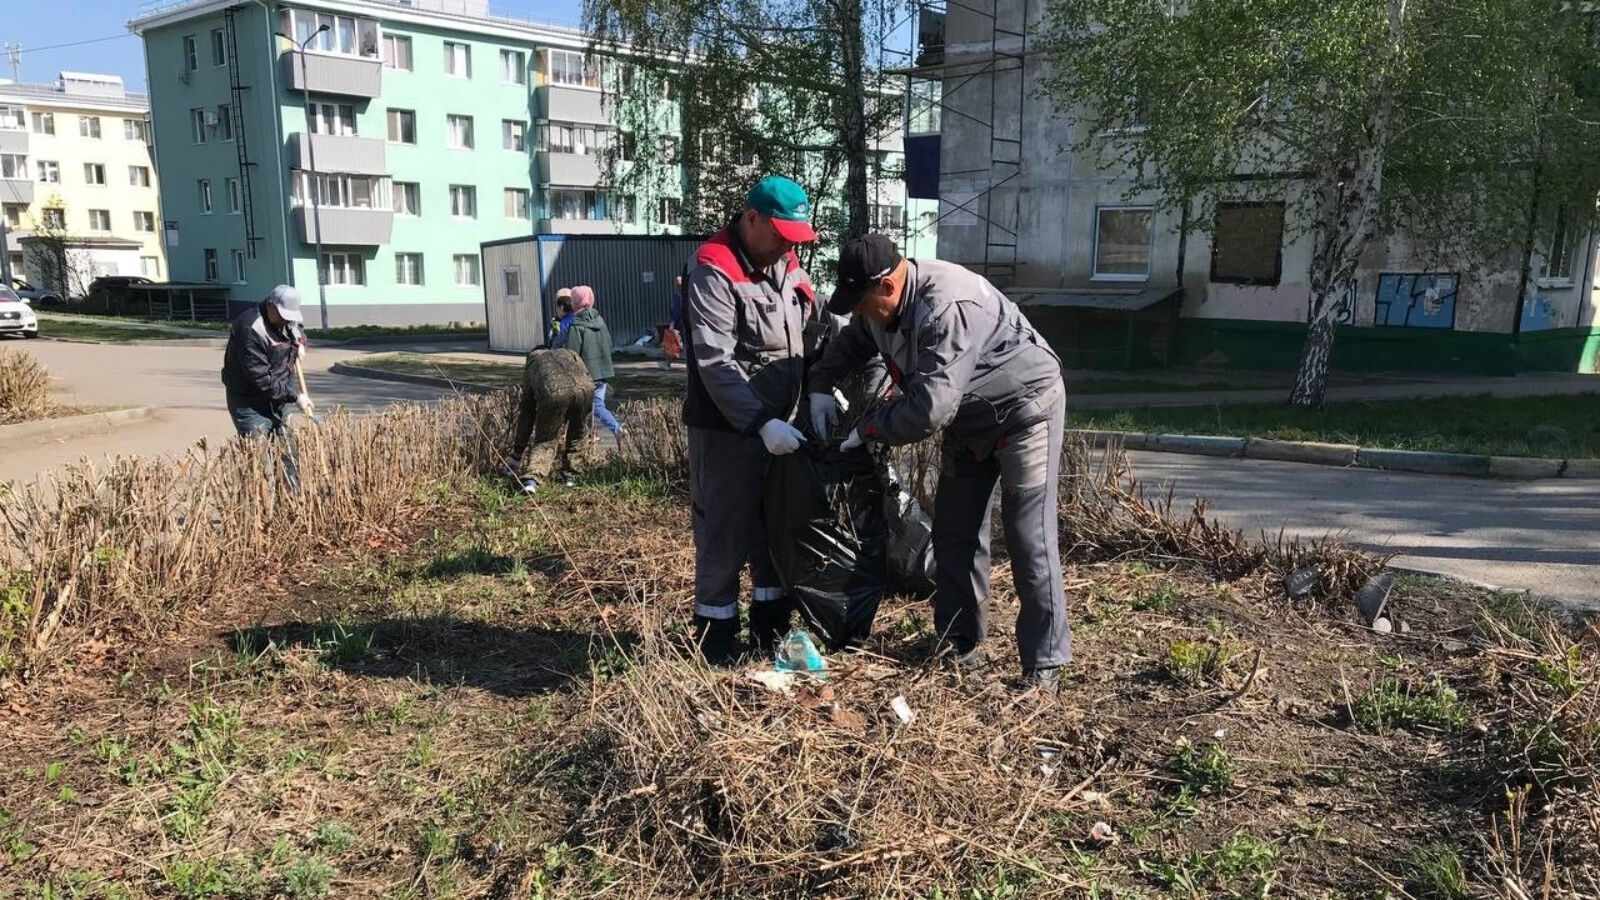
[2,0,586,92]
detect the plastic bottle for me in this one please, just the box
[773,629,827,679]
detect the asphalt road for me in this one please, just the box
[3,338,1596,607]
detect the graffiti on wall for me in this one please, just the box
[1305,280,1358,324]
[1373,273,1458,329]
[1519,296,1557,332]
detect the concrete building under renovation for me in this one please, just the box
[902,0,1600,374]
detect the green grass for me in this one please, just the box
[1352,677,1471,733]
[39,318,211,342]
[1070,392,1600,458]
[1069,377,1266,394]
[45,310,486,343]
[355,352,684,401]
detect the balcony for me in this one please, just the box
[281,50,382,99]
[0,130,27,153]
[536,85,610,124]
[292,206,393,246]
[0,179,33,203]
[537,151,602,186]
[539,218,618,235]
[290,132,386,177]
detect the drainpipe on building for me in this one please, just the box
[257,0,296,303]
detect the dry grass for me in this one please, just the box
[0,349,53,425]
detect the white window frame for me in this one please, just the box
[79,116,101,139]
[500,49,526,85]
[183,35,199,71]
[0,107,23,131]
[547,49,594,88]
[307,102,356,137]
[502,119,526,152]
[30,112,53,135]
[191,109,207,144]
[198,179,213,214]
[203,248,219,282]
[36,160,59,184]
[320,252,366,286]
[444,41,472,78]
[231,249,247,283]
[392,181,420,216]
[453,253,481,286]
[88,210,112,231]
[211,28,227,67]
[386,109,416,144]
[1091,205,1154,282]
[141,256,161,278]
[293,173,389,210]
[40,208,64,229]
[446,114,474,150]
[215,105,234,142]
[0,154,26,181]
[382,34,413,70]
[129,165,151,187]
[278,10,379,60]
[449,184,477,218]
[83,163,106,186]
[504,188,529,220]
[124,118,149,142]
[1539,207,1579,286]
[395,252,424,286]
[134,211,156,232]
[227,177,242,214]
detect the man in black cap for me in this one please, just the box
[806,235,1073,688]
[222,284,312,440]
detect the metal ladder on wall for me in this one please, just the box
[223,6,261,258]
[981,0,1026,286]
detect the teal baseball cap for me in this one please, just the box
[745,176,818,243]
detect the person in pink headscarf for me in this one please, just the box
[563,285,622,436]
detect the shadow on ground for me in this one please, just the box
[227,617,637,697]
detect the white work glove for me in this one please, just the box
[296,343,307,361]
[808,392,839,438]
[758,418,806,456]
[839,428,863,451]
[294,394,315,418]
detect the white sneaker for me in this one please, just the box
[521,478,539,494]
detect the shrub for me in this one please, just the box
[0,350,51,425]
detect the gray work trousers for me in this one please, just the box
[931,386,1073,670]
[688,426,785,620]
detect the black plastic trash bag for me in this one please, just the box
[878,457,938,595]
[763,447,887,651]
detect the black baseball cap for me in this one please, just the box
[827,233,903,315]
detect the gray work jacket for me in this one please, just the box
[808,259,1063,446]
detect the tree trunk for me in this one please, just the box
[837,0,870,239]
[1289,285,1342,408]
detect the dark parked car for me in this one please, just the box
[8,279,63,305]
[86,275,154,312]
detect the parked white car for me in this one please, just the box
[0,285,40,338]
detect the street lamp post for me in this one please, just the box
[277,25,331,332]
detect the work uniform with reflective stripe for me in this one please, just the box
[808,259,1073,670]
[683,223,814,620]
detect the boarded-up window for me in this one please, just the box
[1211,203,1284,285]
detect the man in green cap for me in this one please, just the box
[681,175,819,663]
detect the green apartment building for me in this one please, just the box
[129,0,933,327]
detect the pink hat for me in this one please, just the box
[570,285,596,311]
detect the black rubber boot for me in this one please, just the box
[748,600,794,657]
[935,638,983,671]
[1020,666,1062,695]
[692,615,741,666]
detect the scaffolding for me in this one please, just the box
[885,0,1030,286]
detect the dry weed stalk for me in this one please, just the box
[0,348,53,424]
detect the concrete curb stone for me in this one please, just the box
[1245,437,1359,467]
[1354,447,1490,476]
[0,406,157,443]
[329,361,496,394]
[1562,458,1600,479]
[1488,456,1566,479]
[1150,434,1247,457]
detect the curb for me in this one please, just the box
[0,406,157,443]
[328,361,497,394]
[310,332,487,347]
[1071,429,1596,480]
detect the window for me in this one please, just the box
[40,208,64,229]
[658,135,680,164]
[293,173,387,209]
[231,249,246,283]
[183,35,198,71]
[395,252,424,285]
[615,194,635,224]
[453,254,481,286]
[36,161,58,183]
[617,131,635,162]
[129,165,151,187]
[134,211,156,232]
[0,106,22,131]
[500,49,526,84]
[211,28,227,67]
[198,179,213,214]
[383,34,413,70]
[84,163,106,185]
[503,265,522,298]
[124,118,149,142]
[538,122,608,155]
[308,102,356,136]
[547,188,607,221]
[1541,207,1578,283]
[1210,203,1284,285]
[191,109,207,144]
[449,184,477,218]
[446,115,474,149]
[30,112,53,135]
[79,116,101,139]
[502,120,526,152]
[387,109,416,144]
[320,252,366,286]
[141,256,161,278]
[504,188,529,219]
[215,105,234,141]
[278,10,380,59]
[1092,207,1152,280]
[227,178,242,214]
[0,154,25,180]
[88,209,112,231]
[659,196,680,226]
[547,49,594,87]
[868,203,903,231]
[2,204,22,228]
[444,42,471,78]
[392,181,420,215]
[203,248,219,282]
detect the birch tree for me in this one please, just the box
[1041,0,1600,407]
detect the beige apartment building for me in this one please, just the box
[0,72,166,293]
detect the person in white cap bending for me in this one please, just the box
[221,284,312,440]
